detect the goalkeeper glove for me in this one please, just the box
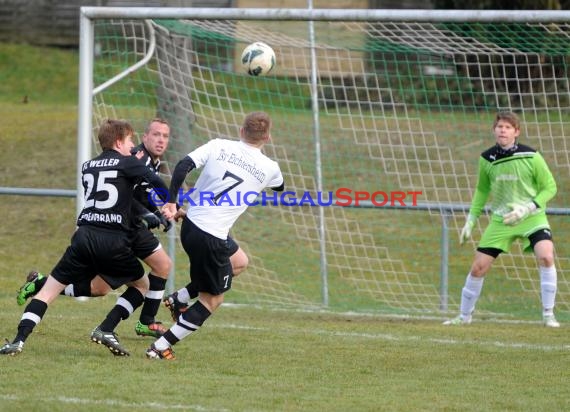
[503,201,537,226]
[141,211,173,232]
[140,212,161,230]
[459,214,477,245]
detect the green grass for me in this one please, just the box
[1,44,569,411]
[0,43,78,104]
[1,298,569,412]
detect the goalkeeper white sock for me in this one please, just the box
[460,273,484,319]
[540,265,557,315]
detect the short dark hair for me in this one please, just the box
[145,117,169,134]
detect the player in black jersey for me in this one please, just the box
[1,119,169,357]
[15,119,176,339]
[128,118,175,337]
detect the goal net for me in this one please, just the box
[83,8,570,319]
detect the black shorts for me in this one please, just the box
[51,226,145,290]
[529,227,553,249]
[180,218,239,295]
[130,223,162,260]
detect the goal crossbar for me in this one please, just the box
[80,7,570,23]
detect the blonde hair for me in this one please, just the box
[242,111,271,143]
[98,119,134,150]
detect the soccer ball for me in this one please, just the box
[240,42,276,77]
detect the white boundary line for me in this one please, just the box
[220,302,553,325]
[89,297,558,327]
[50,300,561,328]
[214,322,570,352]
[0,394,229,411]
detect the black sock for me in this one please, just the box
[15,299,48,343]
[181,300,211,327]
[98,287,144,332]
[162,300,211,347]
[35,276,48,292]
[161,330,180,346]
[186,282,199,300]
[139,273,167,325]
[59,281,92,297]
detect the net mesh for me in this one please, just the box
[91,17,570,318]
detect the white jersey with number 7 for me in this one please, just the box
[186,138,283,239]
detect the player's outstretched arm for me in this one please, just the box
[168,156,196,205]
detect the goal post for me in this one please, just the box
[78,7,570,319]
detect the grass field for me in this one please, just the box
[1,300,569,412]
[1,44,569,411]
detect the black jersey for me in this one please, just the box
[77,149,168,232]
[131,143,161,212]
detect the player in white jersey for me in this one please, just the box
[146,111,284,360]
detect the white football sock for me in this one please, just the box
[540,265,557,315]
[460,273,484,318]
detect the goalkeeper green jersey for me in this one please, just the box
[469,143,557,221]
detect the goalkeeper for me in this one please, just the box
[443,111,559,327]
